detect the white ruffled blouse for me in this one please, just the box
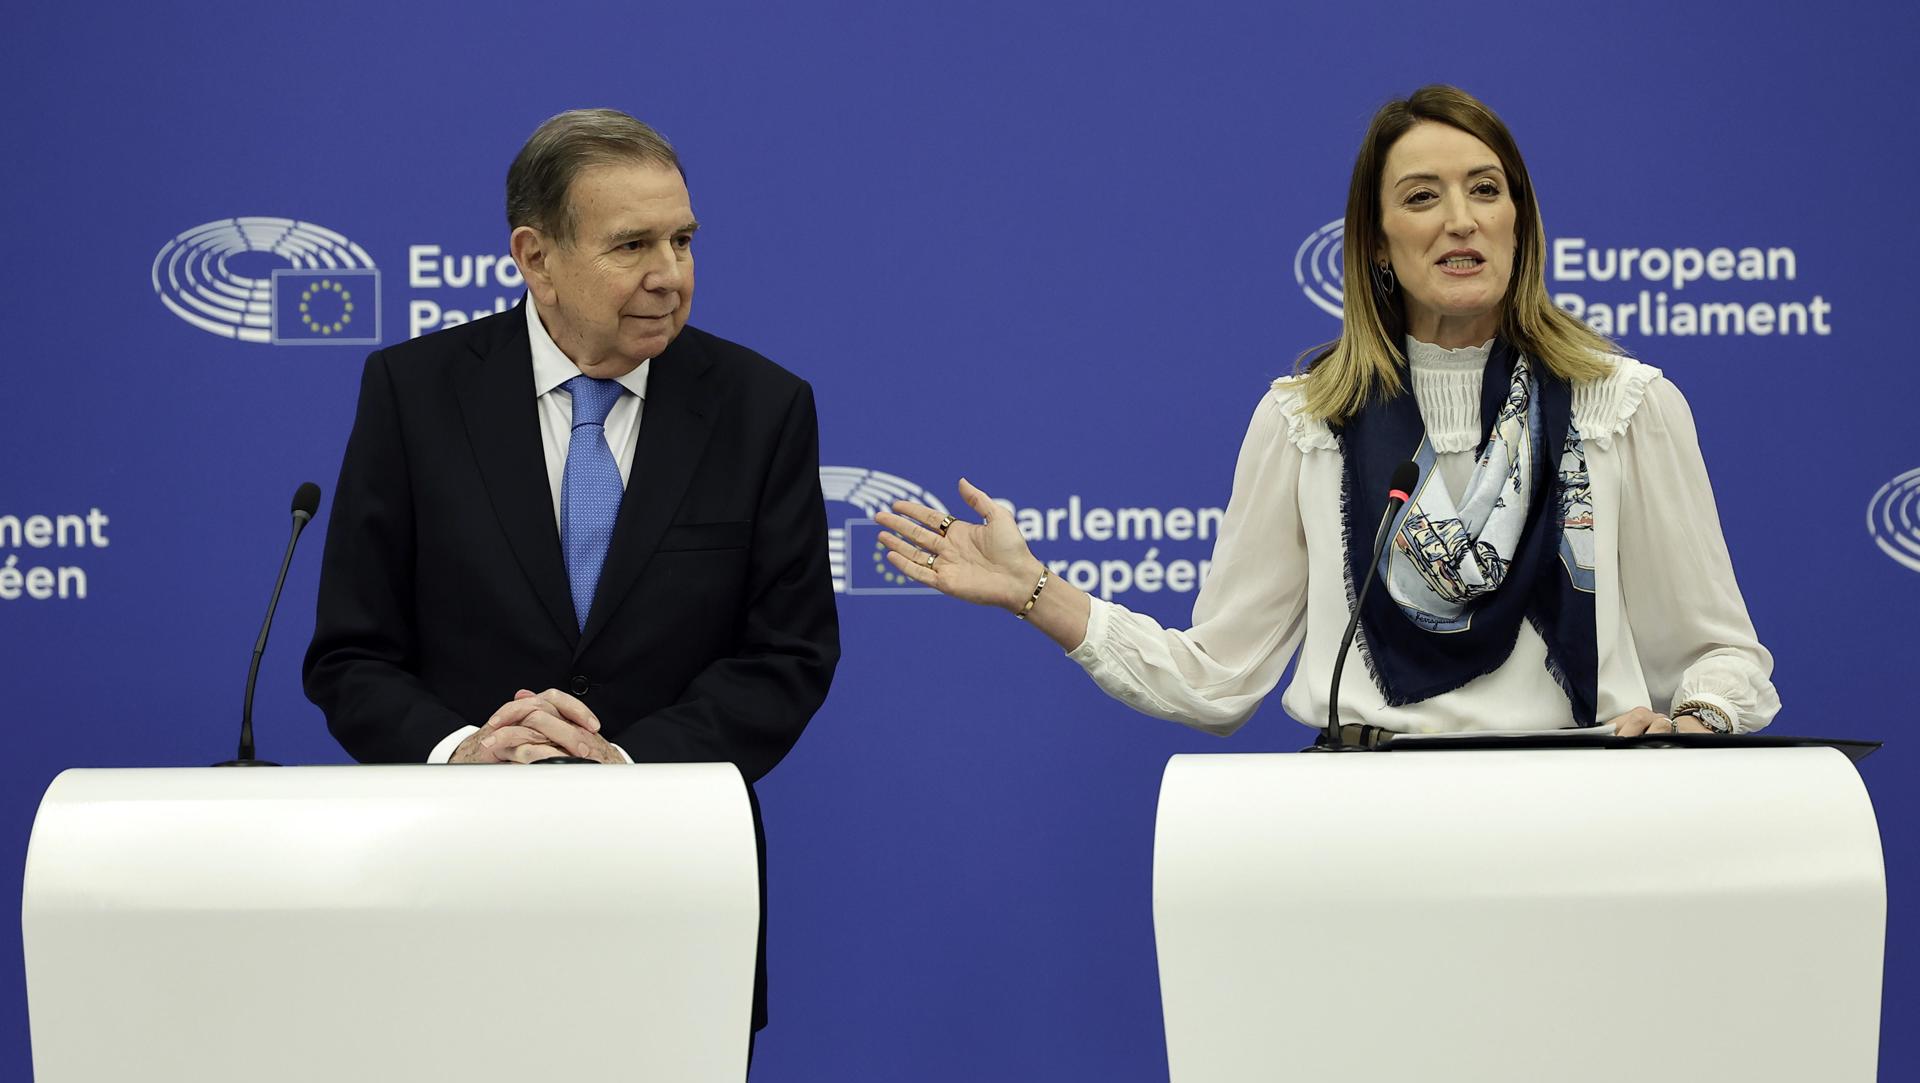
[1067,340,1780,735]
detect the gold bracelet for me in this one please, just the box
[1015,567,1050,620]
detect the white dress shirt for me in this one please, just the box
[1068,340,1780,736]
[427,297,648,763]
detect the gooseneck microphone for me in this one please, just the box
[216,482,322,767]
[1322,461,1419,751]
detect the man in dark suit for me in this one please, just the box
[303,109,839,1034]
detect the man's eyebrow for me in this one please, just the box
[605,220,702,245]
[1393,164,1505,186]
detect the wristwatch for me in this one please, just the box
[1673,700,1734,734]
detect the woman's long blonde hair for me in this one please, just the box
[1299,86,1616,422]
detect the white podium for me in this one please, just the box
[23,764,759,1082]
[1152,746,1886,1082]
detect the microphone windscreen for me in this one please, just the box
[1388,461,1420,496]
[292,482,323,518]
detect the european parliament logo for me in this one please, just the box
[152,217,381,345]
[820,466,950,595]
[1294,217,1346,319]
[1867,467,1920,574]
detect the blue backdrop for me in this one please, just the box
[4,3,1914,1078]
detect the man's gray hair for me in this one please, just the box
[506,108,681,245]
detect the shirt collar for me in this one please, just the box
[1404,335,1495,375]
[525,294,651,400]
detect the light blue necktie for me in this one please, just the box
[561,375,626,631]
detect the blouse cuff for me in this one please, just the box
[1068,595,1115,664]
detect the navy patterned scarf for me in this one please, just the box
[1332,339,1599,725]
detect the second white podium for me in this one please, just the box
[1153,746,1885,1082]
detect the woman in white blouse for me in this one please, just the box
[875,85,1777,740]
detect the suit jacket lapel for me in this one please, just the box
[578,330,721,655]
[453,307,579,648]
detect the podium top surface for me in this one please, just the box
[1376,731,1880,762]
[39,759,746,795]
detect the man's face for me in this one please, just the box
[516,161,697,377]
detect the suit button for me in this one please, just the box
[570,675,590,695]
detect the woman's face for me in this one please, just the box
[1376,122,1516,347]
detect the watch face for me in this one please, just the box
[1678,703,1732,733]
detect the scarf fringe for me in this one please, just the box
[1335,453,1390,701]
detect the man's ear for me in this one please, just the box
[509,225,558,306]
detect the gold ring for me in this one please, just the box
[924,551,937,568]
[937,514,957,536]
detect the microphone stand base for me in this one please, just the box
[1306,724,1394,752]
[212,759,281,767]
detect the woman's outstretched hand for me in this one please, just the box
[875,478,1043,611]
[877,479,1092,650]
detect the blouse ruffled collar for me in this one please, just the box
[1273,339,1662,454]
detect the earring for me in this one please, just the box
[1371,261,1396,296]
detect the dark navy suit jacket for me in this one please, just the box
[304,302,840,1029]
